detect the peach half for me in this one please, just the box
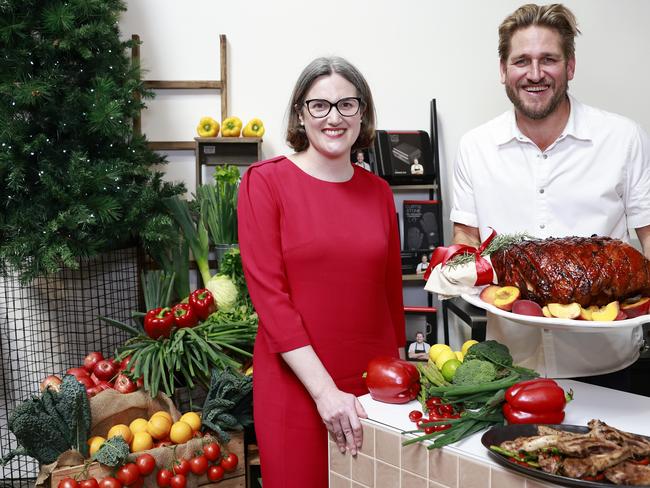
[547,302,581,319]
[621,297,650,318]
[579,305,599,321]
[591,301,620,322]
[479,285,501,305]
[542,306,552,318]
[493,286,520,311]
[511,300,544,317]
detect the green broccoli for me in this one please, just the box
[464,340,513,368]
[452,359,498,386]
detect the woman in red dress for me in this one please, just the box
[238,57,405,487]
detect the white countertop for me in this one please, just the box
[358,380,650,464]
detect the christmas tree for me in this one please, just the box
[0,0,184,282]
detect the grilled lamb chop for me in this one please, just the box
[490,236,650,306]
[604,462,650,485]
[538,451,563,474]
[500,431,619,458]
[589,420,650,457]
[562,446,632,478]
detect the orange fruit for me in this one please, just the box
[179,412,201,432]
[107,424,133,444]
[147,415,172,440]
[130,431,153,452]
[169,420,193,445]
[150,411,173,423]
[88,436,105,456]
[129,417,149,435]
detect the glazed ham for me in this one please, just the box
[490,236,650,306]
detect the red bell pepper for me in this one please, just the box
[503,378,572,424]
[364,356,420,404]
[172,303,199,328]
[189,288,217,321]
[144,307,174,339]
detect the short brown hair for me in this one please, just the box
[286,57,376,152]
[498,4,581,62]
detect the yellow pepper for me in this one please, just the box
[196,116,219,137]
[242,118,265,138]
[221,116,242,137]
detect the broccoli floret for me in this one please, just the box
[452,359,498,385]
[464,340,513,368]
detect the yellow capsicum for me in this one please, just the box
[196,116,219,137]
[242,118,265,138]
[221,116,242,137]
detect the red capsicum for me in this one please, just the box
[172,303,199,328]
[364,356,420,404]
[503,378,573,424]
[144,307,174,339]
[189,288,217,321]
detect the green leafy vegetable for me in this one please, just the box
[452,359,498,386]
[93,436,130,467]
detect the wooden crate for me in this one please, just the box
[50,431,245,487]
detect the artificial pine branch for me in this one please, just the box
[446,233,534,268]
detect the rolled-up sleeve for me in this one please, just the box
[625,124,650,230]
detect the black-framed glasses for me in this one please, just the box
[303,97,362,118]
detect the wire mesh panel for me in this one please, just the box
[0,247,142,486]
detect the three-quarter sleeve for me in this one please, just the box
[237,166,311,353]
[383,184,406,347]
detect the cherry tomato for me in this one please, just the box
[98,478,122,488]
[425,397,442,409]
[408,410,423,422]
[424,426,436,434]
[438,404,454,416]
[202,441,221,462]
[116,463,140,486]
[58,478,78,488]
[169,474,186,488]
[189,454,209,475]
[135,453,156,476]
[156,469,173,488]
[220,452,238,472]
[79,479,99,488]
[207,465,225,482]
[173,458,191,476]
[130,479,144,488]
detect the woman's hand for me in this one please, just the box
[314,385,367,455]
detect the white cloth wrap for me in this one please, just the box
[424,255,496,300]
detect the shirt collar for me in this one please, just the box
[495,93,593,146]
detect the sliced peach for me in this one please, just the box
[512,300,544,317]
[479,285,501,305]
[493,286,520,311]
[621,297,650,318]
[615,310,628,321]
[579,305,599,321]
[591,301,619,322]
[547,302,581,319]
[542,306,552,318]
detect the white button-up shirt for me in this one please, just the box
[450,95,650,378]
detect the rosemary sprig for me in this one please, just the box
[446,233,534,268]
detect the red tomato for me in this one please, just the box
[135,453,156,476]
[156,469,173,488]
[425,397,442,409]
[408,410,423,422]
[98,478,122,488]
[172,459,191,476]
[79,479,99,488]
[220,452,238,472]
[207,465,225,482]
[58,478,78,488]
[169,475,186,488]
[202,442,221,462]
[437,404,454,416]
[189,454,209,475]
[116,463,140,486]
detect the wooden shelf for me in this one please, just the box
[144,80,223,90]
[195,137,263,144]
[391,184,437,191]
[403,274,426,281]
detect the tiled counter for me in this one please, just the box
[329,380,650,488]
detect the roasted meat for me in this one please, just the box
[589,419,650,457]
[562,447,632,478]
[605,462,650,485]
[490,236,650,306]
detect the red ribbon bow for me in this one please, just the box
[423,228,497,286]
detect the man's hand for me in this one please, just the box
[453,222,481,246]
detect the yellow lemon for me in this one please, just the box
[428,343,452,362]
[454,350,464,362]
[129,417,149,435]
[130,431,153,452]
[88,436,105,456]
[147,415,172,440]
[107,424,133,444]
[179,412,201,432]
[461,340,479,356]
[435,349,458,370]
[169,420,193,445]
[150,411,173,423]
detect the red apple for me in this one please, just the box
[119,355,133,373]
[66,367,90,380]
[76,375,95,389]
[96,380,113,391]
[83,351,104,373]
[86,385,103,397]
[93,360,118,382]
[40,375,62,392]
[113,373,138,394]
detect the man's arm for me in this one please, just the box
[453,222,481,247]
[635,225,650,259]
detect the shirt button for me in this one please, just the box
[540,224,546,229]
[539,188,545,194]
[542,154,548,159]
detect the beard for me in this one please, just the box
[505,78,568,120]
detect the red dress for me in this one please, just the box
[238,157,405,487]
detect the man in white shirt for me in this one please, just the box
[450,4,650,388]
[407,331,431,360]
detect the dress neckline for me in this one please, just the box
[285,156,357,184]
